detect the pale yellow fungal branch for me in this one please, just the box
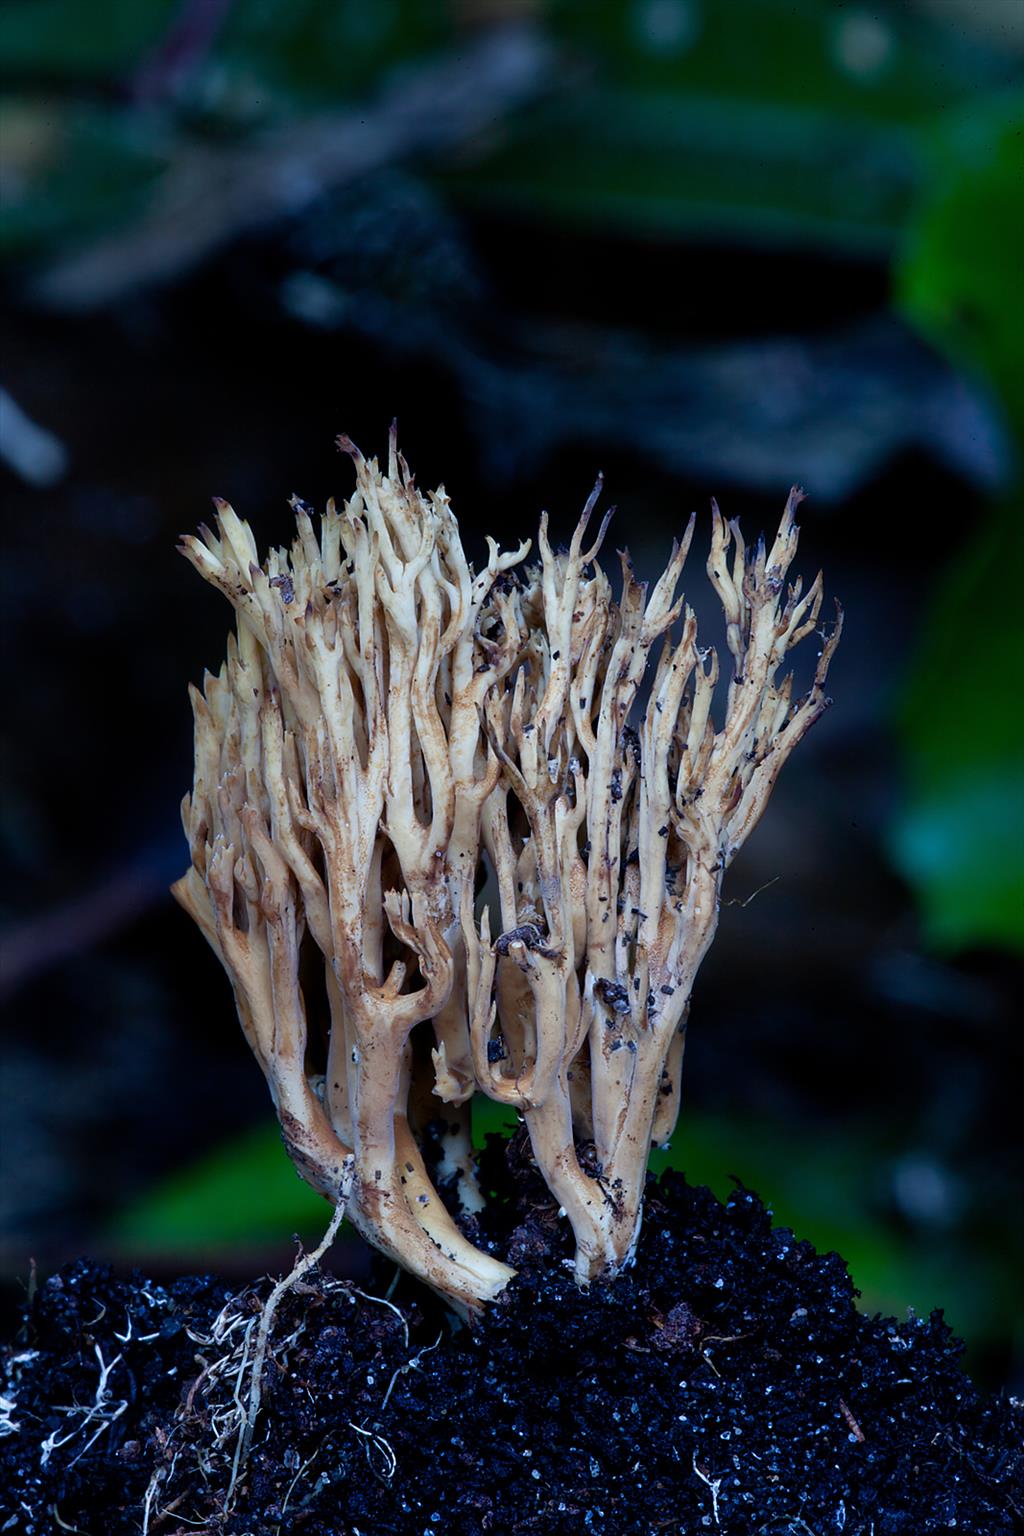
[174,432,839,1311]
[174,427,526,1314]
[468,483,841,1285]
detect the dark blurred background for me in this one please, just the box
[1,0,1021,1388]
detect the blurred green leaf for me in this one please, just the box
[0,102,165,260]
[5,0,1015,268]
[0,0,451,265]
[440,90,919,252]
[472,1097,518,1144]
[216,0,450,109]
[109,1121,329,1250]
[0,0,447,92]
[0,0,175,78]
[888,505,1024,953]
[439,0,1015,251]
[551,0,1006,122]
[891,101,1024,954]
[897,100,1024,438]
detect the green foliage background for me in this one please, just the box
[893,107,1024,954]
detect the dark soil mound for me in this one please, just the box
[3,1163,1020,1536]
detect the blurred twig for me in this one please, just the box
[30,24,552,312]
[128,0,235,105]
[0,387,69,486]
[0,850,177,1002]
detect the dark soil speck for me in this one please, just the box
[3,1155,1020,1535]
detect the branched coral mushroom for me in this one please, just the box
[174,429,841,1315]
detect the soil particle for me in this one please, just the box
[595,979,632,1017]
[3,1162,1020,1535]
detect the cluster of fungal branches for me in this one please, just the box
[174,429,841,1315]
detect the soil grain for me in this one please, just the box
[2,1166,1020,1535]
